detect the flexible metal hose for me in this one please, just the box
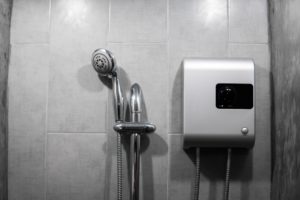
[117,133,123,200]
[194,148,201,200]
[223,148,232,200]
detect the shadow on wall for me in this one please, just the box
[77,64,107,92]
[170,62,184,133]
[170,62,254,200]
[200,149,252,200]
[121,134,167,200]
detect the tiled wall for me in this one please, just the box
[269,0,300,199]
[0,0,12,199]
[8,0,270,200]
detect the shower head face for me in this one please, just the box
[91,48,117,77]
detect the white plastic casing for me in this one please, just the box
[183,58,255,148]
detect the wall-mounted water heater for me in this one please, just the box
[183,58,255,148]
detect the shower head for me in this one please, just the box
[91,48,117,77]
[91,48,124,122]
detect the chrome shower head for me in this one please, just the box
[91,48,116,76]
[91,48,124,122]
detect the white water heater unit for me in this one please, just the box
[183,58,255,149]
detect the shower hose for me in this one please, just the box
[117,133,123,200]
[223,148,232,200]
[193,148,232,200]
[194,148,201,200]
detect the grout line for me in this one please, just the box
[44,1,52,199]
[227,0,230,57]
[47,132,108,135]
[107,0,111,47]
[10,42,49,46]
[227,0,230,44]
[228,42,269,45]
[107,41,166,45]
[166,0,170,199]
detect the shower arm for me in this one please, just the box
[130,83,142,122]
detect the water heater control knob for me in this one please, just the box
[241,127,249,135]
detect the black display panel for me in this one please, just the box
[216,83,253,109]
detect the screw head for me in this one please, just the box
[241,127,249,135]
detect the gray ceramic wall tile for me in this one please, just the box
[109,0,167,42]
[168,135,195,200]
[139,133,168,200]
[10,0,50,43]
[46,133,107,200]
[8,44,48,200]
[8,135,45,200]
[47,0,109,133]
[169,0,228,52]
[229,0,268,43]
[169,0,228,133]
[8,44,49,135]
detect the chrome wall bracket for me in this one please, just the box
[113,83,156,200]
[113,122,156,135]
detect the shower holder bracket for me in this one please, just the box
[113,122,156,135]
